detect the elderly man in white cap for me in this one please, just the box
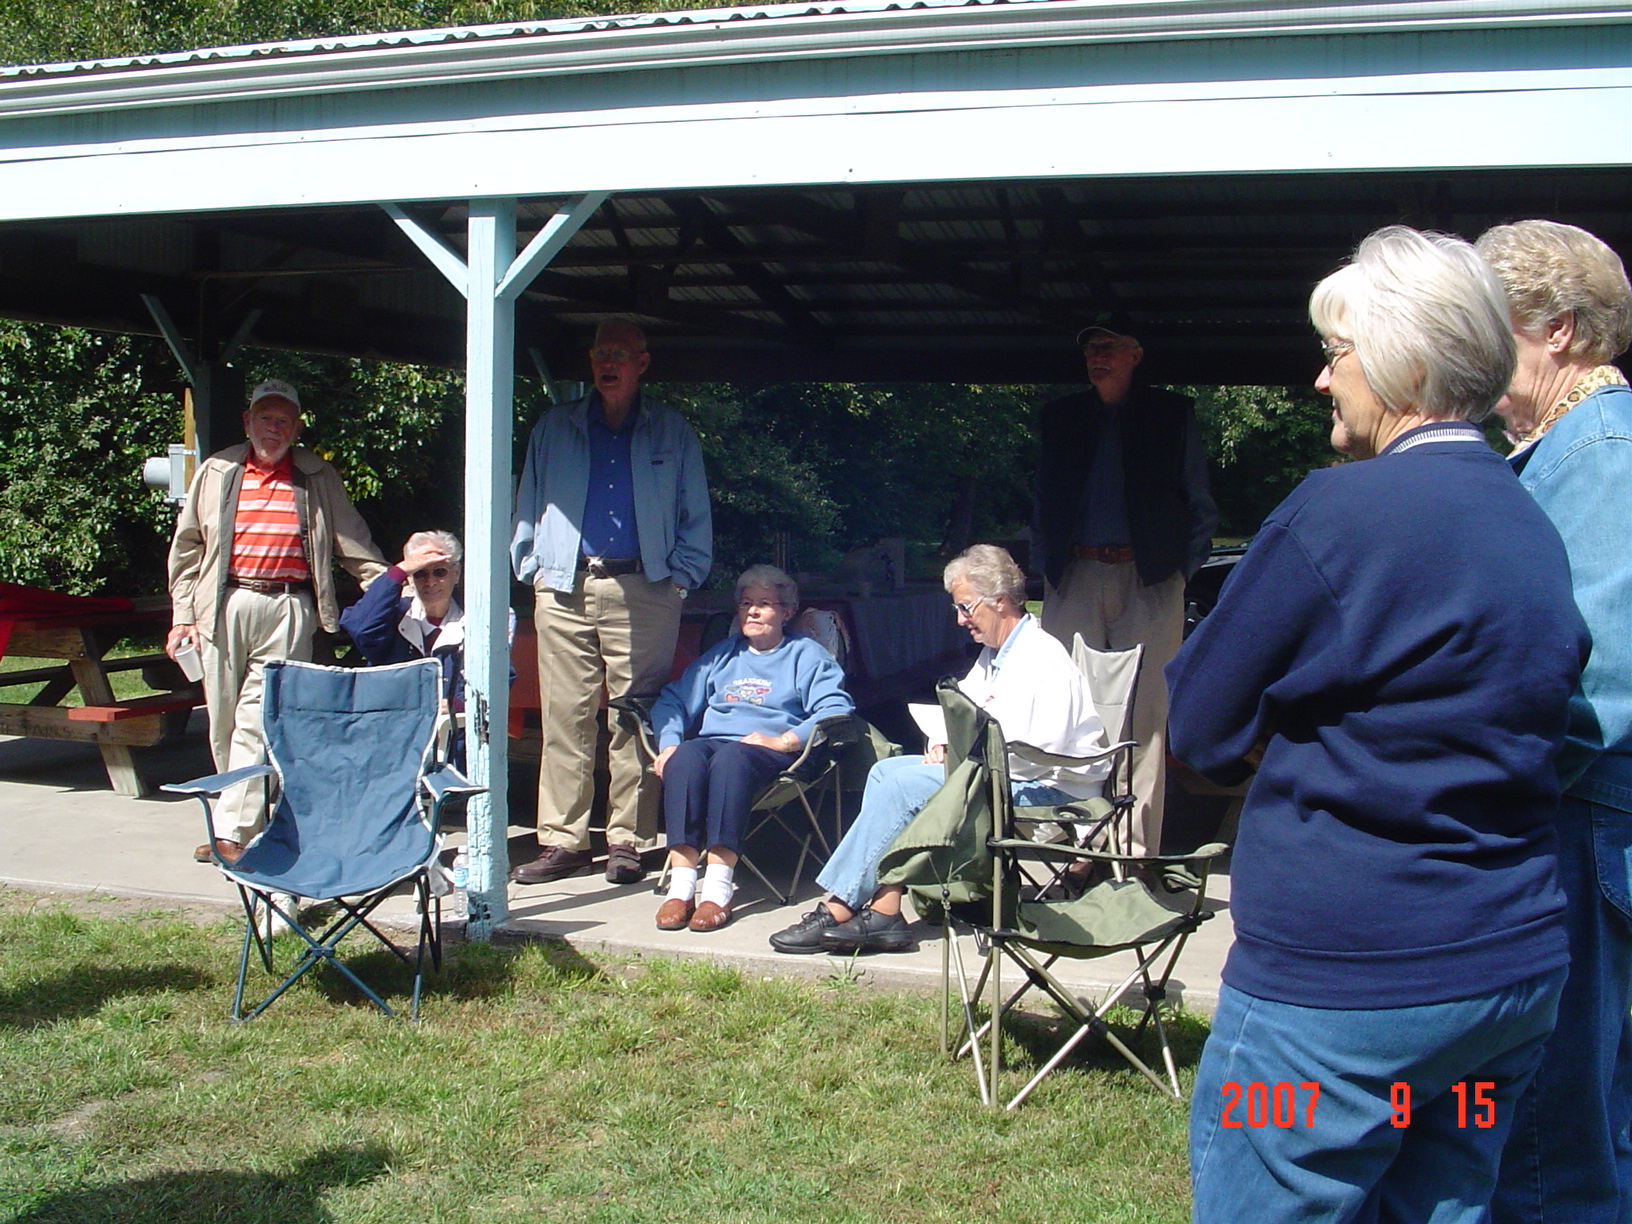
[167,379,386,864]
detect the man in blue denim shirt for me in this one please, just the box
[1479,220,1632,1224]
[510,319,712,886]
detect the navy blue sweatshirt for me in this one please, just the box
[1167,424,1588,1009]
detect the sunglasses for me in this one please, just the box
[412,566,452,580]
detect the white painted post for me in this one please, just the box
[462,198,517,938]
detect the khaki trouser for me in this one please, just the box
[1041,560,1184,857]
[533,572,682,851]
[200,586,316,843]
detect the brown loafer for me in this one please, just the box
[689,899,733,932]
[194,839,244,864]
[655,896,695,931]
[509,846,593,885]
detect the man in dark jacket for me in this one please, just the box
[1034,324,1216,855]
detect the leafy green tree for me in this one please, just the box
[0,0,702,67]
[0,323,182,594]
[1188,384,1335,539]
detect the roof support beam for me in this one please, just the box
[498,192,606,302]
[381,202,469,298]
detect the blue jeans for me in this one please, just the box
[1192,970,1565,1224]
[1493,795,1632,1224]
[815,755,1071,910]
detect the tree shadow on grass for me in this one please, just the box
[11,1143,392,1224]
[0,964,210,1030]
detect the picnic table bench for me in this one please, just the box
[0,596,203,797]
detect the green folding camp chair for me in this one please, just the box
[879,678,1227,1108]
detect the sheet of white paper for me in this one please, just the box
[908,702,947,746]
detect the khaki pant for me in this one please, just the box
[1041,560,1183,857]
[533,573,682,851]
[200,587,316,843]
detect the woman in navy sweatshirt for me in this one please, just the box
[1170,227,1590,1224]
[648,564,853,933]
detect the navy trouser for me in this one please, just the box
[662,736,790,854]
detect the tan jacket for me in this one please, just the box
[168,443,386,635]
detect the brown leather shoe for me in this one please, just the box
[194,839,244,865]
[509,846,593,885]
[655,896,695,931]
[689,899,733,932]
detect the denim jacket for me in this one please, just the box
[1514,381,1632,812]
[509,391,713,594]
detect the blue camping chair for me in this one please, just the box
[165,658,484,1021]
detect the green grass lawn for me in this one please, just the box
[0,893,1202,1223]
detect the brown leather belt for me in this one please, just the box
[577,556,642,578]
[227,576,311,595]
[1074,545,1135,564]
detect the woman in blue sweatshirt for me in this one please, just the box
[649,565,853,932]
[1170,227,1589,1224]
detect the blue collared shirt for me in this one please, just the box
[581,410,640,559]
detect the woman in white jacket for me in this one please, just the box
[770,544,1109,955]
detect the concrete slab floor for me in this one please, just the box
[0,717,1232,1015]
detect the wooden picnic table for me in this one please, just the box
[0,595,202,798]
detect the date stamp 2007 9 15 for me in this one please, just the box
[1219,1081,1498,1130]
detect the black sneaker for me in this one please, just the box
[822,907,915,954]
[769,901,842,954]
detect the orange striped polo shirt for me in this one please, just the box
[230,452,309,582]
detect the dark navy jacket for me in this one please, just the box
[1167,423,1588,1009]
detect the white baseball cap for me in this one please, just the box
[248,378,302,411]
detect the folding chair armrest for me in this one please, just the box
[989,838,1230,866]
[608,693,662,762]
[421,764,489,804]
[1005,738,1137,769]
[161,764,275,797]
[783,713,862,784]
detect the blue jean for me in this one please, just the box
[661,736,790,855]
[1493,795,1632,1224]
[815,754,1071,910]
[1192,970,1565,1224]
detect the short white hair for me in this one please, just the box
[734,563,798,611]
[1310,226,1515,422]
[1476,219,1632,364]
[943,544,1026,607]
[407,529,462,566]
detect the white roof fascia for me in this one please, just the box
[1,0,1630,117]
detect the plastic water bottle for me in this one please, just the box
[451,849,469,890]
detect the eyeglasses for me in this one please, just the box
[952,599,989,618]
[738,598,787,612]
[412,566,452,581]
[589,347,644,364]
[1321,339,1355,366]
[1083,340,1138,358]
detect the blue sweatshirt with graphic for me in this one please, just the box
[652,633,853,750]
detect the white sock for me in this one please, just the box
[700,862,736,909]
[666,865,698,902]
